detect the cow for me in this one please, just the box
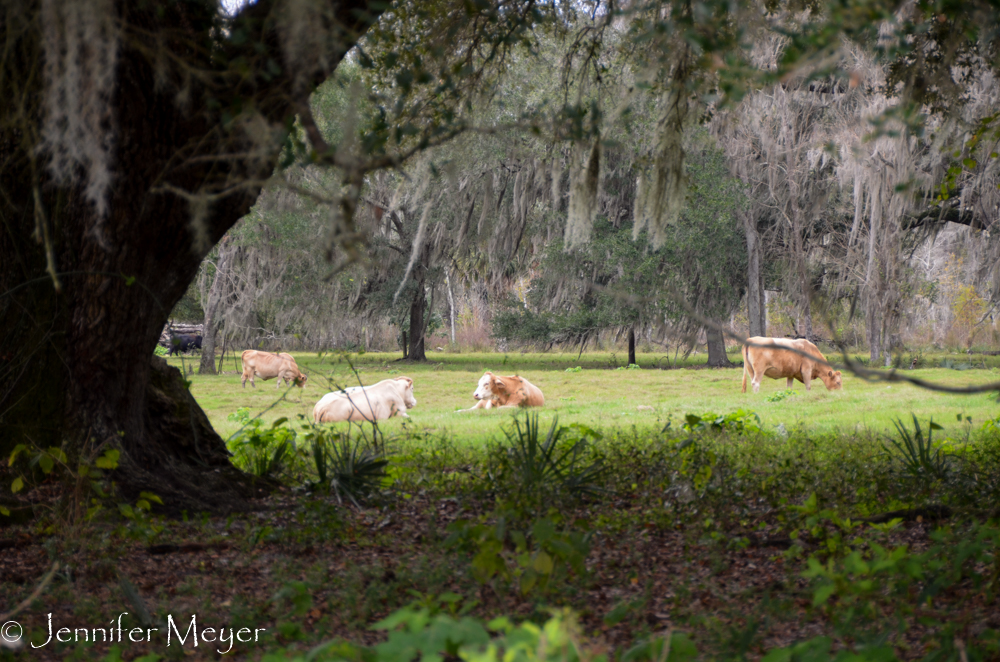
[458,371,544,411]
[240,350,308,389]
[313,377,416,423]
[741,336,843,394]
[168,334,202,356]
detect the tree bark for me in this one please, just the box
[868,300,882,364]
[800,298,813,341]
[407,269,428,361]
[706,327,733,367]
[446,269,456,345]
[628,327,636,366]
[743,211,766,337]
[199,242,231,375]
[0,0,378,512]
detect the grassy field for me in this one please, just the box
[168,349,1000,444]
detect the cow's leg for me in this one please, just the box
[803,374,811,391]
[786,377,794,389]
[752,373,762,393]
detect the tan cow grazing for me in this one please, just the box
[240,350,308,389]
[313,377,416,423]
[741,337,842,394]
[458,372,544,411]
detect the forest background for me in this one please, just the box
[172,4,1000,371]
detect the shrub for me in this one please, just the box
[227,416,295,478]
[486,414,607,510]
[305,425,388,506]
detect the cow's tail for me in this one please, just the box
[741,344,751,393]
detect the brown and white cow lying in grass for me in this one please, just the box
[458,371,544,411]
[741,336,842,394]
[313,377,416,423]
[240,350,308,389]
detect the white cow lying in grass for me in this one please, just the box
[312,377,416,423]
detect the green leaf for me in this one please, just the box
[11,477,23,494]
[140,491,163,505]
[38,454,54,474]
[532,551,554,575]
[812,583,837,606]
[96,449,120,469]
[519,569,537,594]
[532,518,555,543]
[0,506,10,516]
[8,443,27,466]
[603,601,631,626]
[760,649,793,662]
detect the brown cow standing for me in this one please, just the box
[240,350,308,388]
[458,371,545,411]
[741,337,842,394]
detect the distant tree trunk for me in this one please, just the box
[401,331,408,359]
[446,269,456,345]
[868,301,882,363]
[408,269,427,361]
[743,211,766,337]
[800,298,813,341]
[199,242,231,375]
[628,327,636,366]
[706,327,733,367]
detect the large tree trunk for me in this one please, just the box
[628,327,636,366]
[743,211,766,337]
[408,270,428,362]
[0,0,377,513]
[199,242,232,375]
[706,327,733,367]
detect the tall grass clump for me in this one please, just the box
[485,413,607,513]
[305,424,389,506]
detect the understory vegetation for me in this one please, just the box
[4,358,1000,661]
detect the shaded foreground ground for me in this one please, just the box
[3,451,999,661]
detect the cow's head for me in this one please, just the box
[822,369,843,390]
[473,372,503,401]
[395,376,417,408]
[294,373,309,388]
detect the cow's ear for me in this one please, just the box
[827,370,834,377]
[494,378,505,389]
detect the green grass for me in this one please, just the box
[168,350,1000,444]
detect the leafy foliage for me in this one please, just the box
[487,414,607,510]
[884,415,951,482]
[305,426,389,506]
[227,415,295,478]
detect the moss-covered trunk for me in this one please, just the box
[0,0,376,513]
